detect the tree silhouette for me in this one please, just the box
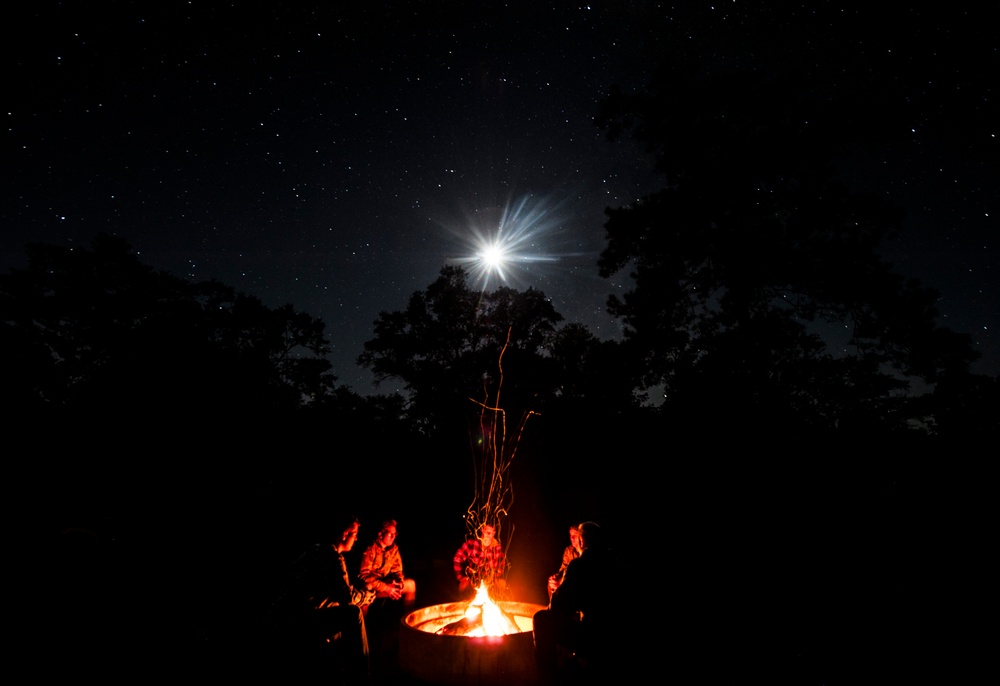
[358,265,564,437]
[595,51,980,435]
[1,233,337,425]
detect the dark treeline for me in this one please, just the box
[5,233,990,683]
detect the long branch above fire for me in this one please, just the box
[461,326,537,601]
[398,328,546,684]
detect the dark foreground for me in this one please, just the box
[22,539,966,686]
[21,445,983,685]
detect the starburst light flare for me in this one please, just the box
[445,193,564,291]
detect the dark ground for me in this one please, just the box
[20,434,983,684]
[26,504,965,686]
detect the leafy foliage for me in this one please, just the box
[358,265,564,435]
[1,233,337,419]
[595,56,980,432]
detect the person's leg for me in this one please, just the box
[402,577,416,604]
[350,605,370,682]
[533,610,558,685]
[316,605,370,685]
[534,609,583,686]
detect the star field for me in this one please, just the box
[4,3,997,390]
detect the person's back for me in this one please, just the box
[536,522,619,683]
[551,545,614,629]
[287,543,354,609]
[551,528,616,657]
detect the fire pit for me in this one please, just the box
[399,600,546,686]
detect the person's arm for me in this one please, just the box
[455,541,479,591]
[389,545,404,580]
[453,542,469,581]
[378,547,404,598]
[497,546,507,576]
[549,557,580,614]
[333,553,358,606]
[358,545,376,585]
[559,546,576,573]
[359,545,388,593]
[548,546,573,594]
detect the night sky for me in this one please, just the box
[5,3,997,391]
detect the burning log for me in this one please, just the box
[437,583,520,637]
[438,614,481,636]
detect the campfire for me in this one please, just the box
[397,337,546,683]
[436,583,520,637]
[399,586,546,686]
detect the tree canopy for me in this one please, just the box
[1,233,338,424]
[358,265,565,435]
[594,50,981,435]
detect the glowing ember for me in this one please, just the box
[436,583,519,637]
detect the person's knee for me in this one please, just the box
[533,610,554,639]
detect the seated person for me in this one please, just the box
[533,522,619,684]
[270,514,376,685]
[358,519,416,614]
[453,521,507,598]
[547,522,584,598]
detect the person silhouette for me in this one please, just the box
[533,522,619,684]
[269,514,376,685]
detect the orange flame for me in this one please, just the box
[460,583,519,637]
